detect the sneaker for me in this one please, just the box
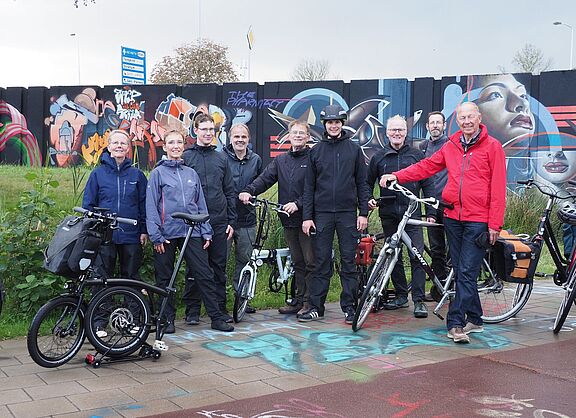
[245,305,256,314]
[423,292,435,302]
[96,328,108,338]
[447,327,470,343]
[413,301,428,318]
[463,322,484,334]
[185,313,200,325]
[383,296,409,310]
[344,307,355,325]
[279,304,303,315]
[297,308,324,322]
[296,302,309,319]
[221,313,234,324]
[211,319,234,332]
[164,322,175,334]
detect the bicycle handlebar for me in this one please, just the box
[73,207,138,226]
[386,181,440,209]
[516,179,576,200]
[248,197,290,217]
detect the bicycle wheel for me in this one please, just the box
[352,254,395,332]
[233,271,251,323]
[85,286,150,357]
[553,268,576,333]
[477,261,532,323]
[27,296,86,368]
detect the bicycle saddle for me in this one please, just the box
[171,212,210,225]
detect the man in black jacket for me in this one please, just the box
[225,123,263,313]
[300,104,369,324]
[421,111,450,283]
[182,114,237,324]
[239,120,315,315]
[367,115,435,318]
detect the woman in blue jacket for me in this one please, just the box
[82,129,148,279]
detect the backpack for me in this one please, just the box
[492,230,539,283]
[43,216,103,278]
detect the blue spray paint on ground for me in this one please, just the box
[204,327,511,372]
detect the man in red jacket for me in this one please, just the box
[381,102,506,343]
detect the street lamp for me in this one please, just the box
[70,33,81,84]
[553,21,574,69]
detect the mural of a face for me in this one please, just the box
[533,146,576,185]
[473,74,535,147]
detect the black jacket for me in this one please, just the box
[224,144,263,228]
[182,144,237,228]
[243,147,310,228]
[420,134,449,200]
[303,131,369,220]
[367,143,436,220]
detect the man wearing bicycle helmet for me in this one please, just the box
[381,102,506,343]
[300,104,369,325]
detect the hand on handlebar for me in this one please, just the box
[368,198,378,210]
[283,202,299,215]
[379,174,397,189]
[239,192,253,204]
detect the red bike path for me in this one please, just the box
[150,338,576,418]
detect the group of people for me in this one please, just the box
[83,101,506,345]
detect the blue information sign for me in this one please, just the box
[121,47,146,85]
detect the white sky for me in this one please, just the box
[1,0,576,87]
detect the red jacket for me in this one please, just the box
[395,125,506,231]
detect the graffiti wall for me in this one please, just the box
[2,70,576,192]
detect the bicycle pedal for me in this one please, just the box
[153,340,169,351]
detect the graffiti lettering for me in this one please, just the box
[226,91,288,109]
[114,87,143,121]
[472,395,570,418]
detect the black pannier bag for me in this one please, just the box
[43,216,103,277]
[492,230,539,283]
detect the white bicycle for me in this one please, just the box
[233,199,295,323]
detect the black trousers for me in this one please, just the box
[428,209,449,280]
[98,242,143,279]
[380,216,426,302]
[183,222,229,316]
[308,211,359,314]
[283,227,315,304]
[154,237,222,322]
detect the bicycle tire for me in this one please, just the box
[27,296,86,368]
[233,271,251,323]
[352,254,394,332]
[478,263,532,323]
[84,286,151,357]
[553,267,576,333]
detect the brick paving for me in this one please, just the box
[0,280,574,417]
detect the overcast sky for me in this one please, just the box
[2,0,576,88]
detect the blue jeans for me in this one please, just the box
[444,218,487,330]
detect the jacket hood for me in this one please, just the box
[100,151,133,172]
[322,129,350,143]
[190,143,217,153]
[154,158,184,169]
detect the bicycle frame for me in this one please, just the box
[239,247,294,302]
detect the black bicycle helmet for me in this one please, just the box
[320,104,347,123]
[558,200,576,225]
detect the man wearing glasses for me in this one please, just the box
[182,114,237,325]
[366,115,435,318]
[239,120,315,316]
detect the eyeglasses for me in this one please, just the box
[290,131,309,136]
[197,128,215,133]
[387,128,406,132]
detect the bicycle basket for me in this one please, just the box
[43,215,103,277]
[356,236,376,266]
[491,230,539,283]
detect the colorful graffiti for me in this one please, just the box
[0,101,41,166]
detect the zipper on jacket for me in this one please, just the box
[334,150,339,212]
[176,167,187,208]
[116,165,121,214]
[458,152,469,220]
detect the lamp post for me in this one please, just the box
[70,33,81,84]
[553,21,574,69]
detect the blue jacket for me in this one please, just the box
[82,152,147,244]
[146,159,212,244]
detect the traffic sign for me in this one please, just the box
[121,47,146,85]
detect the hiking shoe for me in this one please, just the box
[413,301,428,318]
[245,305,256,314]
[463,322,484,334]
[344,307,355,325]
[185,313,200,325]
[96,328,108,338]
[211,319,234,332]
[164,322,175,334]
[279,304,303,315]
[423,292,435,302]
[221,313,234,323]
[384,296,409,310]
[297,308,324,322]
[447,327,470,343]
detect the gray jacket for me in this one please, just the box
[420,134,449,200]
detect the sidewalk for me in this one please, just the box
[0,280,574,418]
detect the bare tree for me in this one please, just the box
[290,59,332,81]
[73,0,95,7]
[150,39,239,85]
[511,43,553,74]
